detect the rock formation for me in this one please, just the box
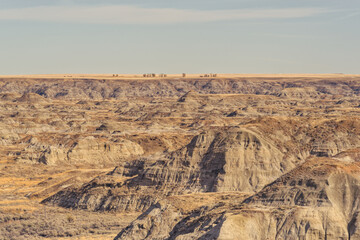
[1,74,360,239]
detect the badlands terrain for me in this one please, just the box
[0,73,360,239]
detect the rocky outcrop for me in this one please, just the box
[19,136,144,165]
[43,117,360,213]
[114,202,183,240]
[114,192,250,240]
[116,151,360,239]
[42,127,288,211]
[275,87,323,99]
[223,155,360,240]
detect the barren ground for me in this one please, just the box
[0,74,360,239]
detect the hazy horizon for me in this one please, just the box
[1,0,359,75]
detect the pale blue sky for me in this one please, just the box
[0,0,359,74]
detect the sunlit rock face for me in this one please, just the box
[1,75,360,239]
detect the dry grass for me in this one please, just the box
[0,163,139,239]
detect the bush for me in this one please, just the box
[66,214,75,223]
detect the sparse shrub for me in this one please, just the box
[66,214,75,223]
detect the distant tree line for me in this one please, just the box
[200,73,217,77]
[143,73,167,77]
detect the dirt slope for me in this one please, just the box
[1,75,360,239]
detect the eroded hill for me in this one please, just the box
[0,74,360,239]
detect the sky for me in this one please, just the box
[0,0,359,74]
